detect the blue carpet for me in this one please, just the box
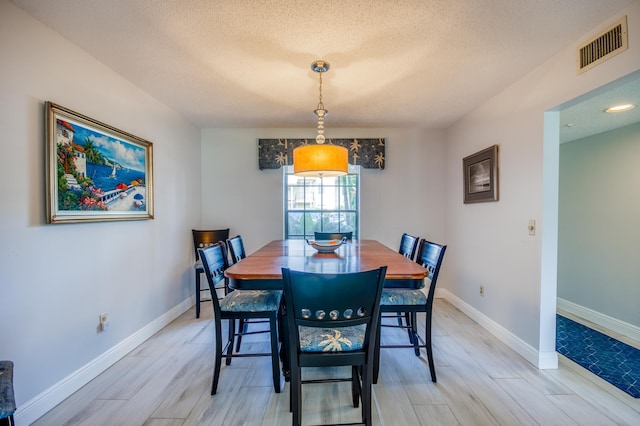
[556,314,640,398]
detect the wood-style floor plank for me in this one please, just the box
[32,299,640,425]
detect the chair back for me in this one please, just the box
[198,243,229,315]
[192,228,229,261]
[282,267,387,359]
[227,235,246,265]
[314,231,353,241]
[415,239,447,302]
[398,233,419,260]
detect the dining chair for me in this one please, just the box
[199,243,282,394]
[226,234,267,352]
[377,239,446,383]
[192,228,230,318]
[0,360,15,426]
[227,234,246,265]
[398,233,419,260]
[385,233,420,329]
[314,231,353,241]
[281,266,387,426]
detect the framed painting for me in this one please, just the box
[463,144,499,204]
[46,102,154,223]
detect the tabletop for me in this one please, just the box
[225,239,428,287]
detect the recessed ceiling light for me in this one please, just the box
[605,103,636,113]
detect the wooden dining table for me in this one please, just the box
[225,239,429,289]
[224,238,429,382]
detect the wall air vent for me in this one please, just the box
[577,16,628,74]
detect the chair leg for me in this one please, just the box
[195,272,201,318]
[211,319,223,395]
[0,416,15,426]
[410,312,420,356]
[290,365,302,425]
[225,319,235,366]
[277,307,290,382]
[404,312,413,342]
[373,320,381,384]
[235,319,246,352]
[361,365,372,426]
[269,316,281,393]
[426,313,437,382]
[351,365,361,407]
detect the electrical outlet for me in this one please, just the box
[479,285,485,296]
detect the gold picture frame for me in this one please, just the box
[46,102,154,223]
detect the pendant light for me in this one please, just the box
[293,60,348,177]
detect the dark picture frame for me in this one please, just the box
[463,144,499,204]
[46,102,154,223]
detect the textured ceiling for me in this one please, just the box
[9,0,638,132]
[560,73,640,143]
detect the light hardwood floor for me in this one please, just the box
[33,299,640,425]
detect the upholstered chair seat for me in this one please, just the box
[220,289,282,313]
[298,324,367,352]
[0,360,16,425]
[380,288,427,306]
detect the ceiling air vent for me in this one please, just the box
[577,16,628,74]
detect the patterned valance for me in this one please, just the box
[258,138,385,170]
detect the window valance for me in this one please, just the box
[258,138,385,170]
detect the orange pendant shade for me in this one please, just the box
[293,144,348,177]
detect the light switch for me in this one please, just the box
[528,220,536,236]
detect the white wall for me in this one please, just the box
[201,128,447,254]
[0,1,202,422]
[559,122,640,328]
[3,0,640,422]
[444,3,640,367]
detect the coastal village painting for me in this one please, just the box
[46,102,153,223]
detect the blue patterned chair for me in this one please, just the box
[282,266,387,426]
[226,234,270,353]
[192,228,229,318]
[199,243,282,394]
[0,361,15,426]
[398,233,419,260]
[226,234,246,265]
[388,233,420,328]
[377,239,447,383]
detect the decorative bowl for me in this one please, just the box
[305,237,346,253]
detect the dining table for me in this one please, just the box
[225,239,429,289]
[224,238,430,380]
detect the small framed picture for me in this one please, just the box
[463,145,499,204]
[46,102,154,223]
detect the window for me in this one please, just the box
[284,165,359,239]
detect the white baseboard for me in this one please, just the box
[439,289,558,369]
[14,297,193,425]
[557,297,640,343]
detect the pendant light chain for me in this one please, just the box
[317,71,324,110]
[315,65,327,144]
